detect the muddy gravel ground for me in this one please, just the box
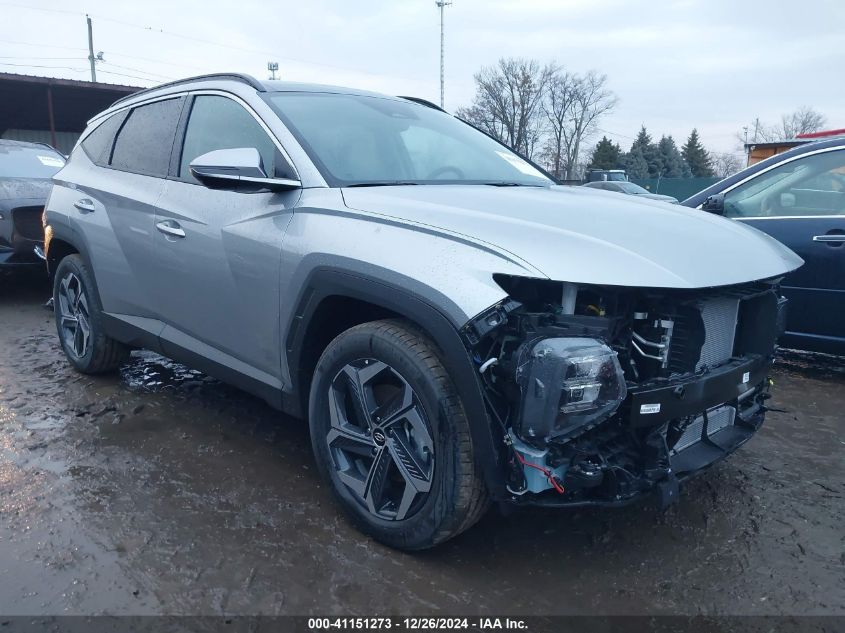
[0,271,842,617]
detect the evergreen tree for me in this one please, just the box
[623,146,649,179]
[682,129,715,177]
[629,126,662,178]
[588,136,622,170]
[656,135,691,178]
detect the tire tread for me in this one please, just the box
[317,318,489,549]
[54,254,129,374]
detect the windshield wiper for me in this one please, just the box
[344,181,420,187]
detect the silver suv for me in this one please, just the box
[44,74,802,549]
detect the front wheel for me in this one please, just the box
[308,319,488,550]
[53,254,129,374]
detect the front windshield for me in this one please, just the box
[265,92,553,187]
[0,144,65,178]
[618,182,649,194]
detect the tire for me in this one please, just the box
[53,254,129,374]
[309,319,488,550]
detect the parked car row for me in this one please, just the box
[582,179,679,203]
[580,141,845,356]
[3,72,836,549]
[683,138,845,356]
[0,140,65,268]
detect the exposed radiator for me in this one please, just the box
[672,405,737,453]
[696,296,741,371]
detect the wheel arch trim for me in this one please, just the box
[44,220,92,278]
[285,267,507,499]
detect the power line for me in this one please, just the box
[0,55,177,83]
[0,41,211,76]
[0,55,85,61]
[595,127,636,141]
[0,1,79,16]
[0,60,158,85]
[93,69,158,84]
[105,51,208,73]
[0,1,416,82]
[0,38,87,52]
[99,62,175,81]
[0,61,88,72]
[0,37,207,73]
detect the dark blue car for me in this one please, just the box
[0,140,66,269]
[684,138,845,356]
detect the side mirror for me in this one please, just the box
[701,193,725,215]
[189,147,300,191]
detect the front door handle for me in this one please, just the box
[812,233,845,245]
[73,198,96,213]
[156,220,186,238]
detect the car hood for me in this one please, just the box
[0,177,53,207]
[637,192,678,203]
[341,185,803,289]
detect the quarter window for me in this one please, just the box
[110,98,183,177]
[80,111,127,166]
[179,95,279,183]
[724,149,845,218]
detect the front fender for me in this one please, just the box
[284,267,509,500]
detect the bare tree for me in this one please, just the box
[779,106,827,138]
[539,69,578,178]
[456,58,555,159]
[739,107,827,143]
[541,70,617,180]
[711,152,744,178]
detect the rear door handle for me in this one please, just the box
[812,234,845,244]
[155,220,186,238]
[73,198,96,213]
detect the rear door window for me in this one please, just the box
[111,97,184,177]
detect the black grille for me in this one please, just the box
[12,206,44,242]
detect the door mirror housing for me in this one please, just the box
[189,148,300,191]
[701,193,725,215]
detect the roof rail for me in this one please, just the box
[398,96,446,112]
[110,73,265,108]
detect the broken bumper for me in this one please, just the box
[508,355,770,509]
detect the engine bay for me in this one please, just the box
[462,275,786,508]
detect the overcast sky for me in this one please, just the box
[3,0,843,156]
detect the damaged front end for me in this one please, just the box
[463,275,787,509]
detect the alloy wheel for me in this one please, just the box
[326,359,435,521]
[57,272,91,359]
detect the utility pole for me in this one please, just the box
[267,61,279,80]
[435,0,451,109]
[86,14,96,82]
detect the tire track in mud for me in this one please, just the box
[1,274,842,615]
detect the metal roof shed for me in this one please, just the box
[0,73,141,154]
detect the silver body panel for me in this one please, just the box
[46,77,804,397]
[341,184,802,288]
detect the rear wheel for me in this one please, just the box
[53,254,129,374]
[308,319,488,550]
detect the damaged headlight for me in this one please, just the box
[515,337,626,443]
